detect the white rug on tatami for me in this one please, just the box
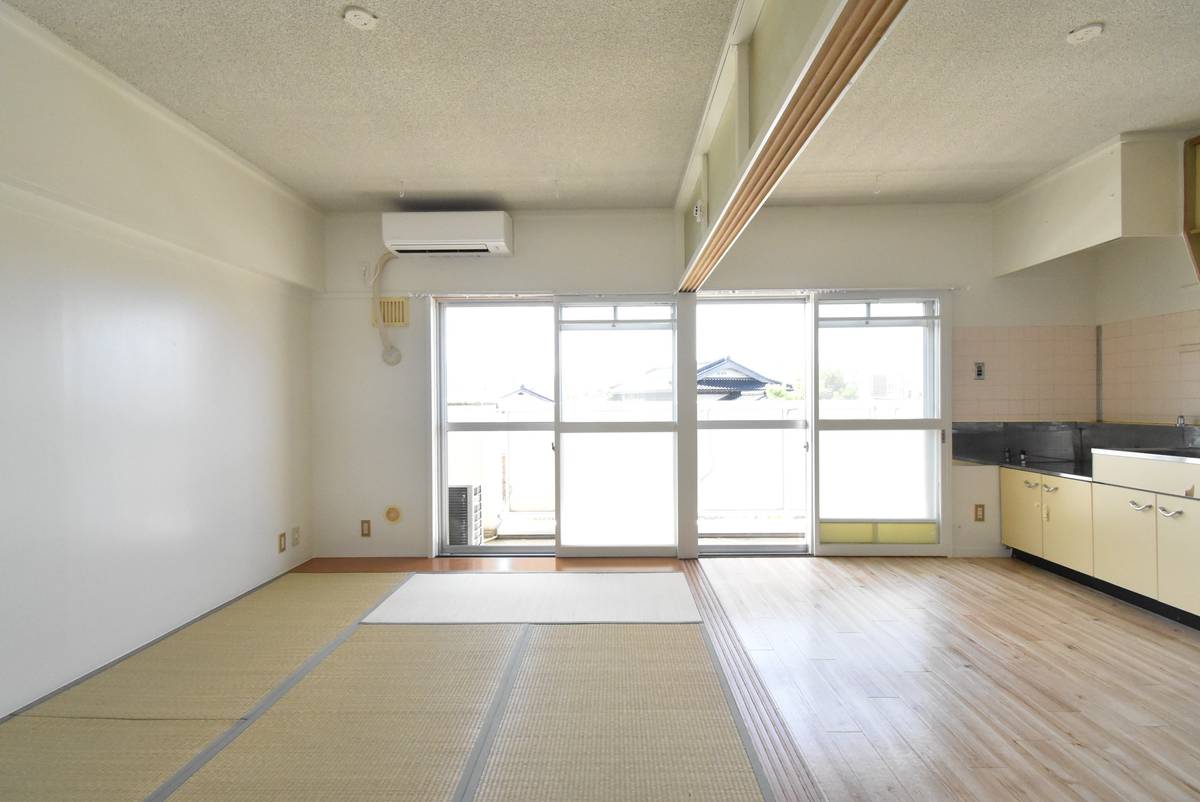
[362,572,701,624]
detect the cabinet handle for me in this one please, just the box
[1023,480,1039,489]
[1043,484,1058,493]
[1128,501,1153,512]
[1158,506,1184,518]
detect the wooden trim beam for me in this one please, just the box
[678,0,908,293]
[1185,135,1200,281]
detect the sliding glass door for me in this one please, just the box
[813,295,949,554]
[438,298,678,555]
[556,300,678,554]
[437,293,947,556]
[440,302,556,553]
[696,299,811,553]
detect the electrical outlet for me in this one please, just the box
[974,362,986,380]
[973,504,986,522]
[360,519,372,538]
[291,527,300,547]
[277,532,287,552]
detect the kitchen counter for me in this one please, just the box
[954,455,1092,481]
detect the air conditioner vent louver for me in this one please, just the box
[388,245,491,255]
[447,484,483,546]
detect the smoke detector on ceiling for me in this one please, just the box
[1066,22,1104,45]
[343,6,378,31]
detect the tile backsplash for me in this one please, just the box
[952,326,1097,422]
[1100,310,1200,424]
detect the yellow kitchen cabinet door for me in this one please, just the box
[1092,483,1157,597]
[1001,468,1044,556]
[1156,494,1200,616]
[1040,476,1093,575]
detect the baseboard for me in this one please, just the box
[1012,549,1200,632]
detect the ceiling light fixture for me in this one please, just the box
[343,6,378,31]
[1066,22,1104,45]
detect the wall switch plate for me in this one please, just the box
[291,527,300,546]
[974,504,986,522]
[277,532,287,552]
[974,362,986,380]
[360,519,372,537]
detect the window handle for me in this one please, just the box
[1158,506,1184,519]
[1128,501,1152,512]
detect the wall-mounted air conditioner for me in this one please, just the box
[382,211,513,256]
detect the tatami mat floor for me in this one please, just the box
[0,572,405,802]
[474,624,762,802]
[0,567,773,802]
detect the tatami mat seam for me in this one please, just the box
[141,573,413,802]
[451,623,533,802]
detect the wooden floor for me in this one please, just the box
[702,556,1200,802]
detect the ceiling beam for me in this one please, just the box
[678,0,909,293]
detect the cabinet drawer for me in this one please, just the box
[1092,483,1157,597]
[1156,495,1200,616]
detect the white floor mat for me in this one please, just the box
[362,572,701,624]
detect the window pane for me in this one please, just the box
[559,432,674,546]
[818,429,937,520]
[699,428,807,534]
[447,431,556,541]
[560,327,674,421]
[819,302,868,318]
[871,301,930,317]
[444,305,554,422]
[561,305,613,321]
[818,323,933,419]
[616,304,673,320]
[697,302,807,421]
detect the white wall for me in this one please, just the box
[1093,235,1200,324]
[951,463,1005,557]
[312,204,1097,557]
[0,3,323,290]
[992,142,1123,277]
[0,6,317,716]
[717,204,1097,326]
[312,211,678,557]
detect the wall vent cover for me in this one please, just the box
[373,297,409,328]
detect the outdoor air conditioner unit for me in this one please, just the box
[447,484,484,546]
[382,211,513,256]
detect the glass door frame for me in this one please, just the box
[553,294,681,558]
[810,289,953,556]
[436,297,557,556]
[694,294,814,555]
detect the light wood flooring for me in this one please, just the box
[702,556,1200,802]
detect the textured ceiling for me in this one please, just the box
[11,0,736,210]
[771,0,1200,206]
